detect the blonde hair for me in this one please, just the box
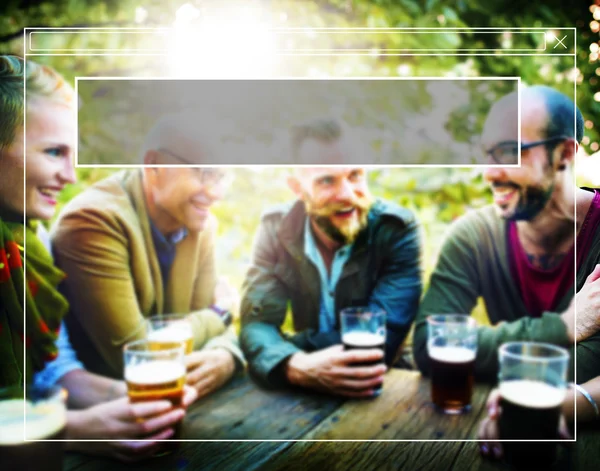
[0,55,75,150]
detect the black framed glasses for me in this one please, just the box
[485,135,570,165]
[157,148,232,189]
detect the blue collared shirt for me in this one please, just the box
[149,222,188,286]
[304,218,353,333]
[33,321,84,388]
[33,226,84,388]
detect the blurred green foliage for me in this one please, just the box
[74,79,516,165]
[2,0,598,330]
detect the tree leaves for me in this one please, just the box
[3,0,596,289]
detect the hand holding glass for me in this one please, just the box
[124,339,186,448]
[497,342,569,469]
[340,307,386,396]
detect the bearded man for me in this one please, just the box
[239,118,422,397]
[413,86,600,382]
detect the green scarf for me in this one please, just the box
[0,217,69,388]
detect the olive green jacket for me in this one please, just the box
[413,189,600,382]
[240,199,422,386]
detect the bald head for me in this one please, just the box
[482,86,583,221]
[525,85,584,143]
[483,86,583,150]
[141,111,231,165]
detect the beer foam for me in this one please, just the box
[500,380,566,409]
[125,360,186,385]
[342,331,385,347]
[428,345,476,363]
[148,326,192,343]
[0,399,66,443]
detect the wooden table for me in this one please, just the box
[64,369,597,470]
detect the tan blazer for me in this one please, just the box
[51,170,244,378]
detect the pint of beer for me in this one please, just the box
[497,342,569,469]
[340,307,386,396]
[124,340,186,444]
[0,385,67,471]
[426,314,477,414]
[147,314,194,354]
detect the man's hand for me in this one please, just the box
[184,348,236,399]
[58,369,128,409]
[478,388,571,460]
[66,385,197,462]
[562,264,600,343]
[477,389,503,459]
[284,345,387,398]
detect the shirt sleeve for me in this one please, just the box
[33,321,83,388]
[240,217,303,386]
[368,215,422,366]
[577,332,600,384]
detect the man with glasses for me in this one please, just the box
[413,86,600,382]
[51,112,244,400]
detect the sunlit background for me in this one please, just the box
[1,0,598,329]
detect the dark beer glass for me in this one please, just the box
[0,385,67,471]
[124,339,186,450]
[498,342,569,469]
[340,307,386,396]
[427,314,477,414]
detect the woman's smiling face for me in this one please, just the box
[0,98,76,220]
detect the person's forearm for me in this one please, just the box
[188,308,229,349]
[240,321,302,386]
[201,326,246,371]
[475,314,571,381]
[64,410,88,445]
[564,376,600,423]
[284,352,308,386]
[561,304,576,344]
[59,369,127,409]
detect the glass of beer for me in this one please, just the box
[147,314,194,354]
[0,385,67,471]
[340,306,386,396]
[426,314,477,414]
[124,339,186,448]
[498,342,569,469]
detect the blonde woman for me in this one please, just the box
[0,55,196,461]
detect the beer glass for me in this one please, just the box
[340,307,386,396]
[147,314,194,354]
[124,339,186,446]
[0,385,67,471]
[426,314,477,414]
[498,342,569,469]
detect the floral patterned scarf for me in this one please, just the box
[0,217,68,387]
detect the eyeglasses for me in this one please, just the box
[485,136,570,165]
[157,148,232,190]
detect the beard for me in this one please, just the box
[304,193,373,245]
[493,180,555,222]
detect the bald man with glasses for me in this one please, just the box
[412,86,600,382]
[51,112,244,400]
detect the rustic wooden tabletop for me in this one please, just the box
[64,369,597,471]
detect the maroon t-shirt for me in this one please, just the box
[509,190,600,317]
